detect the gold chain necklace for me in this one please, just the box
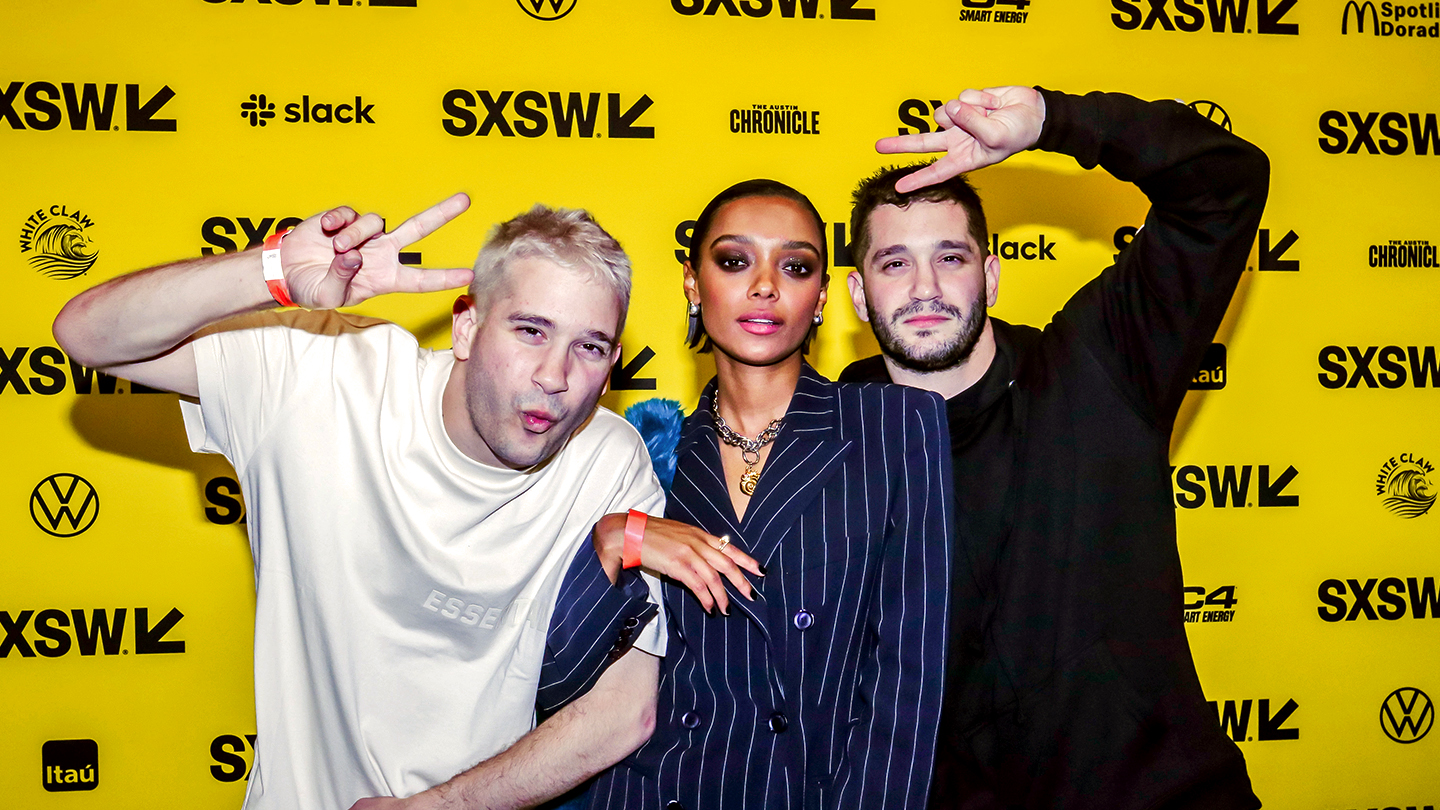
[711,394,784,496]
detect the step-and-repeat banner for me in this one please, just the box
[2,1,1436,807]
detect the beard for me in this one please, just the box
[867,288,988,373]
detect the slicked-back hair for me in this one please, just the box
[850,162,990,274]
[686,179,828,351]
[471,204,633,334]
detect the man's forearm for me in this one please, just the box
[53,248,274,370]
[405,649,659,810]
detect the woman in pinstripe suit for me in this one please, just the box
[589,180,954,810]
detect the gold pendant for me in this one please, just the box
[740,466,760,496]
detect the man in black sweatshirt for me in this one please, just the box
[839,86,1267,809]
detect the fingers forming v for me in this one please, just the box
[389,192,472,249]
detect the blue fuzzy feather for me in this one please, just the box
[624,398,686,494]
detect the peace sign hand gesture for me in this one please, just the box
[875,86,1047,193]
[278,192,475,310]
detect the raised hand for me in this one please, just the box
[279,192,475,310]
[876,86,1047,193]
[593,513,763,615]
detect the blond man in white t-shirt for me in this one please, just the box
[53,195,674,809]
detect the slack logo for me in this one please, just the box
[43,739,98,792]
[240,93,375,127]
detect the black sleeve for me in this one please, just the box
[535,537,659,721]
[1039,87,1270,426]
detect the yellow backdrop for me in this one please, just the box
[3,0,1437,807]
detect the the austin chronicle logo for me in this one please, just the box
[30,473,100,537]
[19,206,98,280]
[1376,453,1435,518]
[1380,687,1434,743]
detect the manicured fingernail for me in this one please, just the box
[758,566,768,576]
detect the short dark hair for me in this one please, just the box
[849,162,989,273]
[686,179,828,351]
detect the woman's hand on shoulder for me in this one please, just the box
[593,513,762,614]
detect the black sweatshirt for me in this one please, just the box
[840,89,1268,810]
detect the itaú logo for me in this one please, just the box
[1380,687,1434,743]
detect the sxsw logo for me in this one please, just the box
[1208,697,1300,742]
[1114,226,1298,271]
[1317,345,1440,388]
[1317,576,1440,621]
[1170,464,1299,508]
[31,474,99,538]
[240,93,375,127]
[675,218,859,267]
[1342,0,1440,37]
[1109,0,1299,34]
[671,0,875,19]
[1190,343,1227,389]
[210,734,258,782]
[1,345,168,395]
[1,607,185,658]
[201,216,304,255]
[442,91,654,139]
[0,82,175,131]
[201,0,418,7]
[205,476,247,525]
[1318,111,1440,155]
[1381,687,1433,743]
[517,0,577,19]
[43,739,98,792]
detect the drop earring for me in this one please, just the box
[813,313,824,325]
[686,301,702,347]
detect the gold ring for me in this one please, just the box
[717,535,731,551]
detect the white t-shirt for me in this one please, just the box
[180,311,666,810]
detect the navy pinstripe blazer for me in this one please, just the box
[590,365,953,810]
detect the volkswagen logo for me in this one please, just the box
[1187,100,1232,132]
[517,0,578,20]
[1380,687,1433,743]
[30,473,99,538]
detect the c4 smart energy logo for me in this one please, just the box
[518,0,577,19]
[1343,0,1439,37]
[1110,0,1299,34]
[1183,583,1239,623]
[42,739,98,792]
[0,81,175,131]
[19,206,97,280]
[958,0,1032,24]
[30,474,99,538]
[1381,687,1433,743]
[1377,454,1435,518]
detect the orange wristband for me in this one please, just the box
[622,509,647,569]
[261,228,297,308]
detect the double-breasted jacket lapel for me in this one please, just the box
[668,364,851,640]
